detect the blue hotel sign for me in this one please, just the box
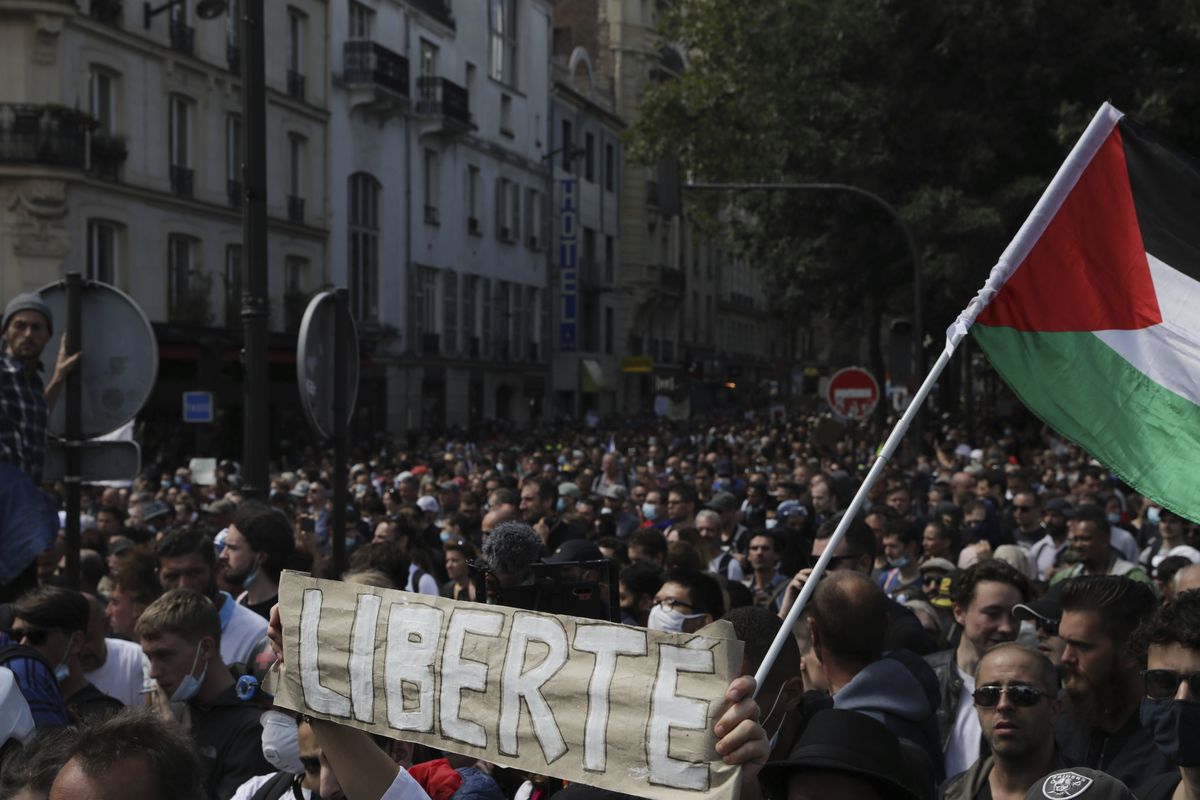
[559,178,578,352]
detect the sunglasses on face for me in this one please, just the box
[7,627,50,646]
[1142,669,1200,700]
[972,683,1047,708]
[1034,617,1059,637]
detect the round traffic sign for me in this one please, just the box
[296,291,359,440]
[37,280,158,439]
[825,367,879,420]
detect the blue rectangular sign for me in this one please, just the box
[182,391,214,424]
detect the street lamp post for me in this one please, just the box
[238,0,270,500]
[144,0,269,497]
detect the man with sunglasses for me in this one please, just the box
[941,643,1062,800]
[1054,576,1168,791]
[1132,589,1200,799]
[927,560,1030,781]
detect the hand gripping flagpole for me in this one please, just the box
[752,100,1126,695]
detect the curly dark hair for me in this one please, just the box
[952,559,1031,608]
[1133,587,1200,663]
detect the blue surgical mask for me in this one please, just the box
[161,480,172,489]
[1147,507,1162,525]
[1140,698,1200,767]
[172,641,208,703]
[642,503,657,521]
[1106,513,1121,525]
[439,531,452,543]
[556,498,568,514]
[240,566,259,590]
[888,556,910,570]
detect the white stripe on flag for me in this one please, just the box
[1096,254,1200,406]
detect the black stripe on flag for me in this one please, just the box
[1120,118,1200,282]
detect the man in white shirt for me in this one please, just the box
[79,593,149,706]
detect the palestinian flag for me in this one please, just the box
[950,102,1200,520]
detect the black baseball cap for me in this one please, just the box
[1013,583,1063,625]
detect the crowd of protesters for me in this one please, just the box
[6,294,1200,799]
[2,406,1200,799]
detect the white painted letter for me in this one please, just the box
[439,608,504,747]
[299,588,352,717]
[647,643,713,790]
[349,593,381,723]
[572,624,648,771]
[498,612,570,762]
[384,602,444,732]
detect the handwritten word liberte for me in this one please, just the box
[295,587,721,791]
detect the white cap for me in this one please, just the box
[417,495,440,514]
[1152,545,1200,568]
[0,667,34,746]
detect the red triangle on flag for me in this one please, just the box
[977,126,1162,332]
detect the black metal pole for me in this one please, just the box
[240,0,269,499]
[331,290,349,577]
[64,272,82,590]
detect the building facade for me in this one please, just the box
[0,0,330,454]
[328,0,555,433]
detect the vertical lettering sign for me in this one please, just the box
[559,178,578,352]
[275,572,744,800]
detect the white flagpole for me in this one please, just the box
[752,101,1126,694]
[752,347,953,692]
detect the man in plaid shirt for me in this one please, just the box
[1,292,79,600]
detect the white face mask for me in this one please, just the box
[260,710,305,774]
[171,641,208,703]
[647,603,706,633]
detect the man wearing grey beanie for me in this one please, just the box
[1,291,80,600]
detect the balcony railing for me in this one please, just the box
[407,0,454,28]
[227,43,240,73]
[0,104,89,169]
[287,70,306,101]
[343,41,409,97]
[227,179,242,209]
[89,0,123,25]
[288,195,305,224]
[416,75,471,126]
[170,164,194,197]
[169,21,194,55]
[88,134,127,181]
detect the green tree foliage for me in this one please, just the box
[630,0,1200,346]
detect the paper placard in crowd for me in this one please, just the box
[273,571,744,800]
[188,457,217,486]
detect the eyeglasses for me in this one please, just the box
[653,597,694,612]
[1034,617,1060,637]
[972,683,1047,708]
[1142,669,1200,700]
[7,627,50,646]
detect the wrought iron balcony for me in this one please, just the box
[170,164,194,197]
[287,195,305,224]
[0,104,89,169]
[287,70,306,102]
[344,41,409,97]
[416,75,472,129]
[407,0,454,28]
[169,21,194,55]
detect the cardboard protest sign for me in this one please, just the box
[273,572,744,800]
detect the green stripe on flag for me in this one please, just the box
[974,324,1200,521]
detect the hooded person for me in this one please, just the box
[804,571,944,781]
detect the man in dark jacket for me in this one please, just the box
[940,643,1062,800]
[925,560,1029,780]
[805,570,943,781]
[135,589,271,800]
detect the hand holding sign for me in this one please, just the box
[269,572,761,800]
